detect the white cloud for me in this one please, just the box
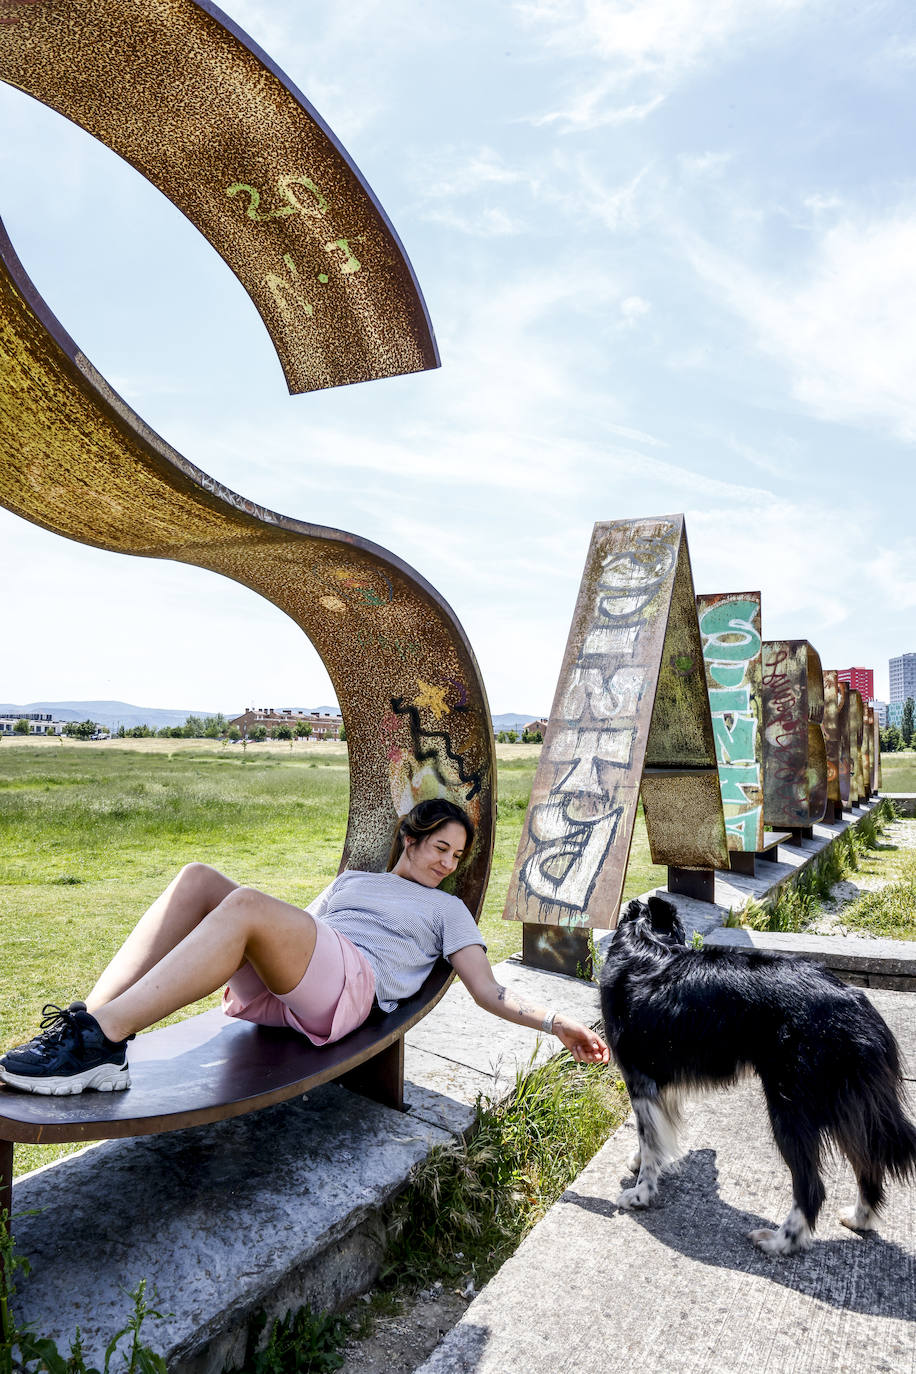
[683,208,916,441]
[517,0,817,129]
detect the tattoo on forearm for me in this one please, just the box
[494,985,538,1019]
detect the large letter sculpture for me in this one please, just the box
[0,6,494,938]
[503,515,728,974]
[761,640,828,839]
[821,670,845,822]
[696,591,765,868]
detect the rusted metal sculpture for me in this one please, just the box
[503,515,728,973]
[822,670,844,822]
[0,0,494,1205]
[696,592,765,863]
[761,640,828,839]
[836,679,851,808]
[848,691,865,807]
[0,0,439,394]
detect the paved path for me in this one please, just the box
[417,988,916,1374]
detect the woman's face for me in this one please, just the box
[397,820,468,888]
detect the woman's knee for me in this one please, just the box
[175,862,237,906]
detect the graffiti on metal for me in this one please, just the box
[0,20,493,912]
[836,679,851,805]
[822,670,842,806]
[761,640,827,827]
[848,691,864,806]
[696,592,764,852]
[0,0,438,395]
[503,516,726,930]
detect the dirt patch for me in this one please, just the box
[338,1285,471,1374]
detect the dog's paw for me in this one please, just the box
[626,1149,642,1174]
[839,1204,876,1233]
[616,1183,655,1210]
[747,1226,810,1257]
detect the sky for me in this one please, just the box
[2,0,914,715]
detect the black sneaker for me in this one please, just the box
[0,1002,132,1095]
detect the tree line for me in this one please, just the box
[880,696,915,752]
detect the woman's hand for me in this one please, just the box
[554,1016,609,1064]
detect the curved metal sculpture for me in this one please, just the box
[0,0,438,394]
[0,4,494,923]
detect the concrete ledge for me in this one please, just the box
[705,927,916,991]
[883,792,916,817]
[13,1085,454,1374]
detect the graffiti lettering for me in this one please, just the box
[516,523,679,920]
[698,594,763,853]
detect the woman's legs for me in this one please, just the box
[90,885,319,1043]
[87,862,239,1008]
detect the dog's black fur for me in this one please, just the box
[599,895,916,1255]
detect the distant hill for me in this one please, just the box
[492,712,542,733]
[1,700,544,734]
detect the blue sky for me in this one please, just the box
[2,0,914,713]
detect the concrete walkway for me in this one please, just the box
[417,985,916,1374]
[10,798,916,1370]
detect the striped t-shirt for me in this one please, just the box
[307,869,486,1012]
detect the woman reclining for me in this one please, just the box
[0,797,608,1093]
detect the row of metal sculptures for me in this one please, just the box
[503,515,880,970]
[0,5,878,980]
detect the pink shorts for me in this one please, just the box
[222,921,376,1046]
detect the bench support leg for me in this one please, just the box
[339,1035,405,1112]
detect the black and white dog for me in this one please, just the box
[599,895,916,1256]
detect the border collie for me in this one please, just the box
[599,896,916,1256]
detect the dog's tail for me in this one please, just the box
[834,1025,916,1210]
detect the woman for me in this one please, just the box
[0,798,608,1094]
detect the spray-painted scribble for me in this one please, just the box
[762,640,827,827]
[389,696,484,804]
[697,593,764,852]
[504,516,726,930]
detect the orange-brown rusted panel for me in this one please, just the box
[0,220,494,912]
[848,690,865,806]
[503,515,726,931]
[696,591,764,852]
[822,670,842,804]
[837,679,851,805]
[0,0,438,395]
[762,639,827,826]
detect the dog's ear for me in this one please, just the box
[618,899,645,926]
[647,896,679,928]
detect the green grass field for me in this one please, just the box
[0,741,664,1174]
[880,752,916,793]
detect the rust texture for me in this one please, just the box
[761,640,827,827]
[872,708,882,792]
[503,515,726,931]
[848,690,864,806]
[822,670,842,804]
[0,0,438,395]
[836,679,851,805]
[0,220,494,913]
[696,591,764,853]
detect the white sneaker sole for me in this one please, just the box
[0,1062,130,1095]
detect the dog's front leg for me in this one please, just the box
[617,1083,672,1209]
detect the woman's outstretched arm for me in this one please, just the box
[449,944,609,1064]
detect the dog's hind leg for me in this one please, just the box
[749,1103,823,1256]
[617,1078,679,1210]
[838,1158,884,1233]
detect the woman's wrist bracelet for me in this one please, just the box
[540,1010,556,1035]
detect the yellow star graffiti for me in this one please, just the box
[413,679,449,718]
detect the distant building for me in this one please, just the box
[871,701,888,729]
[837,667,874,701]
[523,718,549,738]
[229,706,343,739]
[0,712,66,736]
[889,653,916,704]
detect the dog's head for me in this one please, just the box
[613,896,687,954]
